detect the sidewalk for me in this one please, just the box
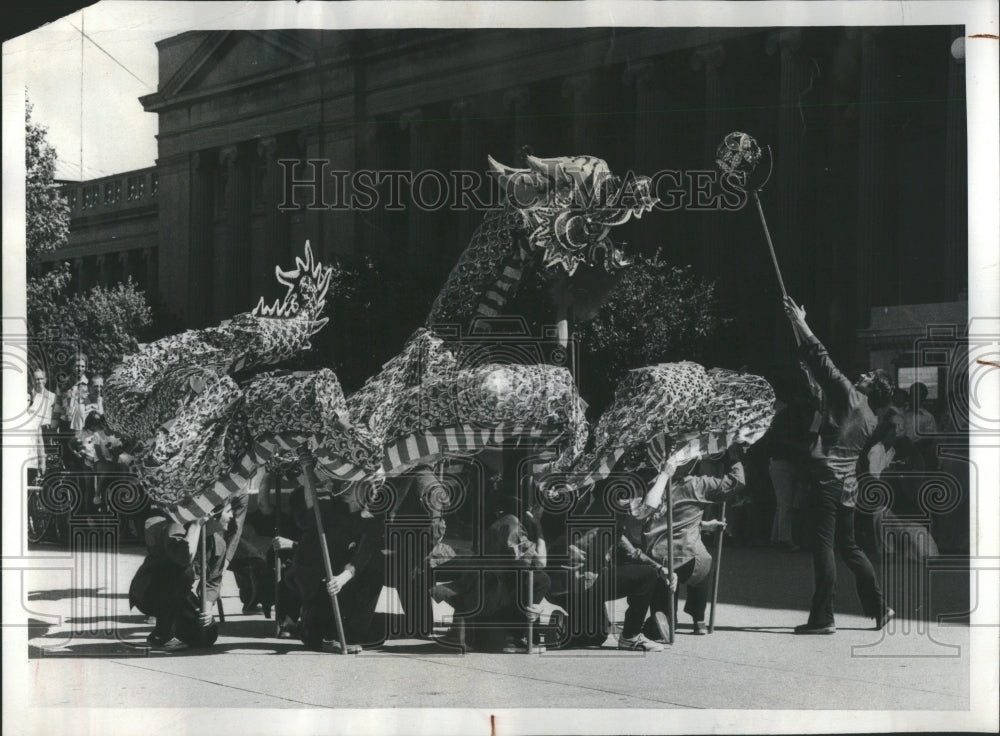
[19,543,971,711]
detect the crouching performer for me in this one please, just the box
[548,484,676,652]
[292,458,387,652]
[436,493,549,653]
[631,447,745,636]
[129,511,219,650]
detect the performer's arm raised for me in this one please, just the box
[783,296,854,403]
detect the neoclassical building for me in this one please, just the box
[47,26,968,395]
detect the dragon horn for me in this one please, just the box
[488,154,537,191]
[486,155,525,176]
[526,154,573,187]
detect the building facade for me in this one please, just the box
[48,27,968,397]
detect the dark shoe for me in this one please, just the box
[692,621,708,636]
[277,618,298,639]
[548,609,569,647]
[147,632,187,651]
[875,607,895,630]
[502,635,529,653]
[794,622,836,635]
[322,638,363,654]
[643,611,670,643]
[146,631,170,647]
[242,602,262,615]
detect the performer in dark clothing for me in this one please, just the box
[266,481,309,638]
[783,296,895,634]
[558,515,671,652]
[129,514,218,648]
[292,481,387,651]
[441,493,550,653]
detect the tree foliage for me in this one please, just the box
[25,98,152,382]
[25,99,70,263]
[574,250,730,401]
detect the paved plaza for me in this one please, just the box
[15,541,974,715]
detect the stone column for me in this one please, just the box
[117,251,131,286]
[155,154,192,321]
[355,121,383,256]
[690,44,730,279]
[190,151,215,325]
[252,137,279,302]
[96,255,109,287]
[503,86,535,160]
[450,99,485,246]
[400,108,431,267]
[144,248,158,306]
[943,34,967,301]
[73,257,86,292]
[624,61,665,255]
[855,29,891,329]
[562,74,592,152]
[297,128,327,263]
[322,131,358,258]
[220,144,252,315]
[765,29,810,298]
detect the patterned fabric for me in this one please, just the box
[571,363,776,491]
[104,244,345,519]
[347,329,588,476]
[426,154,657,328]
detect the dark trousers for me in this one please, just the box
[449,565,551,651]
[298,565,385,647]
[612,563,663,639]
[668,556,712,623]
[133,565,194,641]
[808,486,884,625]
[549,563,665,644]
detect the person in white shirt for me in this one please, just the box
[26,368,57,479]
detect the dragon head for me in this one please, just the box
[488,154,658,275]
[252,241,333,337]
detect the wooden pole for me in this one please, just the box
[300,457,351,654]
[752,191,788,299]
[526,568,535,654]
[708,501,727,634]
[200,524,209,615]
[665,478,675,644]
[273,474,283,636]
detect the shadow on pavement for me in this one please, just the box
[28,588,130,602]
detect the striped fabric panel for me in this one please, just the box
[645,429,737,472]
[170,451,258,523]
[168,430,369,523]
[381,421,569,475]
[576,447,627,490]
[474,248,528,319]
[576,428,742,497]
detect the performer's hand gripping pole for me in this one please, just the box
[299,451,351,655]
[527,568,536,654]
[200,523,209,617]
[646,466,675,645]
[708,501,727,634]
[269,473,283,636]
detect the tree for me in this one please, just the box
[25,99,152,383]
[25,98,70,263]
[572,251,730,411]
